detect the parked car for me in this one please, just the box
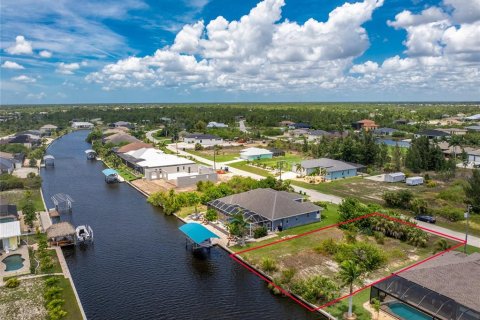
[415,215,436,223]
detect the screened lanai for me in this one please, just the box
[370,270,480,320]
[208,199,272,235]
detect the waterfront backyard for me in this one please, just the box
[233,211,461,319]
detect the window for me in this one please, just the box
[177,167,179,172]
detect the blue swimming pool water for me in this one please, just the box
[2,254,25,271]
[0,217,15,223]
[388,302,431,320]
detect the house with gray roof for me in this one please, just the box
[371,251,480,320]
[184,133,223,146]
[465,125,480,132]
[300,158,362,180]
[373,127,398,136]
[208,188,322,234]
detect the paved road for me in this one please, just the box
[412,219,480,248]
[146,129,162,143]
[239,120,248,133]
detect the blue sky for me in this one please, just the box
[1,0,479,104]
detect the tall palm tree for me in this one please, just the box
[339,260,364,319]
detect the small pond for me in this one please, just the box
[2,254,25,271]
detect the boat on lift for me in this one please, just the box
[75,225,94,244]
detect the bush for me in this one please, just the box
[253,226,268,239]
[382,190,413,209]
[373,231,385,245]
[260,257,277,272]
[45,277,60,287]
[205,208,218,221]
[334,242,387,271]
[279,268,296,284]
[47,306,67,320]
[291,276,338,304]
[44,286,63,301]
[5,277,20,288]
[426,180,437,188]
[431,207,464,222]
[314,238,339,255]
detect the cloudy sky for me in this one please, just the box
[1,0,479,104]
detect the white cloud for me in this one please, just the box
[350,61,379,74]
[39,50,52,58]
[87,0,384,91]
[5,35,33,55]
[1,61,25,69]
[27,92,46,99]
[57,62,81,74]
[12,75,36,83]
[444,0,480,23]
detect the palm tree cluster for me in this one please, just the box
[370,216,429,247]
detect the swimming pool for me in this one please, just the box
[388,302,432,320]
[2,254,25,271]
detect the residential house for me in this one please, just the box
[72,121,94,129]
[353,119,379,131]
[0,158,15,174]
[184,134,223,146]
[112,121,133,129]
[116,142,153,153]
[208,188,322,234]
[307,130,331,141]
[437,128,467,136]
[415,129,451,140]
[394,119,408,125]
[0,151,24,169]
[288,123,311,130]
[0,220,21,251]
[0,204,18,223]
[40,124,58,135]
[300,158,362,180]
[278,121,295,127]
[374,128,398,136]
[268,148,285,157]
[239,147,273,161]
[371,252,480,320]
[103,133,141,145]
[288,128,310,138]
[207,122,228,128]
[9,134,41,148]
[468,149,480,164]
[118,147,217,186]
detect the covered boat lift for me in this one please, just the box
[84,149,97,160]
[43,155,55,167]
[179,223,219,251]
[51,193,74,213]
[102,168,119,183]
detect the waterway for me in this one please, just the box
[41,130,324,320]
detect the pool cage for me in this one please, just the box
[207,199,272,236]
[51,193,74,213]
[370,275,480,320]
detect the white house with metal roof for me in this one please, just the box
[184,133,223,146]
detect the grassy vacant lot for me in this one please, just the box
[229,161,273,177]
[0,278,47,320]
[251,153,304,169]
[0,188,45,211]
[187,146,244,162]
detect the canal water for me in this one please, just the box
[41,130,324,320]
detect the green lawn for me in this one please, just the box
[176,205,207,219]
[187,149,239,162]
[252,153,304,169]
[0,188,45,211]
[56,276,83,320]
[325,289,372,320]
[229,161,273,177]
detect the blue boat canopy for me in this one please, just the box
[179,223,219,245]
[102,168,118,176]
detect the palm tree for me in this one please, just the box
[295,163,302,174]
[433,238,451,253]
[228,212,248,246]
[339,260,364,319]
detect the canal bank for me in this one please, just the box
[41,130,325,320]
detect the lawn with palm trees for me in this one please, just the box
[233,213,459,320]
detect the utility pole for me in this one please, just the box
[213,144,217,170]
[464,205,471,254]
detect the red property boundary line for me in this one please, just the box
[229,212,466,312]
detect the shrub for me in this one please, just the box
[46,298,65,310]
[260,257,277,272]
[426,180,437,188]
[45,277,60,287]
[373,231,385,245]
[205,208,218,222]
[44,287,63,301]
[291,276,338,304]
[314,238,339,255]
[334,242,387,271]
[431,207,464,222]
[5,277,20,288]
[253,226,268,239]
[279,268,296,284]
[47,306,67,320]
[40,257,54,272]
